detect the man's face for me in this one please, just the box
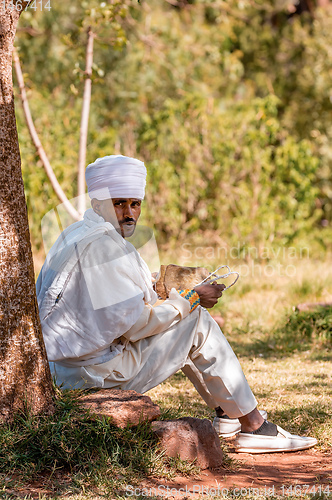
[91,198,142,238]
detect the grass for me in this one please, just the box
[0,389,201,498]
[3,256,332,498]
[224,306,332,358]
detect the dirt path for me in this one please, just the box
[140,450,332,498]
[6,451,332,498]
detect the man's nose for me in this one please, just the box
[124,204,134,219]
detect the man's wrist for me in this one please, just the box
[178,289,200,312]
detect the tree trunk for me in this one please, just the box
[0,2,54,421]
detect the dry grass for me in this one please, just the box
[215,256,332,330]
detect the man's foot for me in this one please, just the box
[213,410,268,437]
[234,422,317,453]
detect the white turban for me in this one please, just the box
[85,155,147,200]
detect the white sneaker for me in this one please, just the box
[213,410,268,437]
[234,424,317,453]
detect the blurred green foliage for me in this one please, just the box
[262,306,332,354]
[14,0,332,254]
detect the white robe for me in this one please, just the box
[37,209,257,417]
[36,209,191,366]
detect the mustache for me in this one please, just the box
[119,218,136,225]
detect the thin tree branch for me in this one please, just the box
[13,46,80,221]
[77,27,94,217]
[16,26,43,36]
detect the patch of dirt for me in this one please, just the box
[141,450,332,497]
[4,451,332,498]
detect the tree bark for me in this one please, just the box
[0,2,54,421]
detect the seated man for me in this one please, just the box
[36,155,317,454]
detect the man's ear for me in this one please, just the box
[91,198,102,215]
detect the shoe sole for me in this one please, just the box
[235,442,317,453]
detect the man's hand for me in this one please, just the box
[194,283,226,308]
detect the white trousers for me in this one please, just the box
[51,307,257,418]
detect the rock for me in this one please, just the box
[296,301,332,312]
[79,389,161,428]
[151,417,223,469]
